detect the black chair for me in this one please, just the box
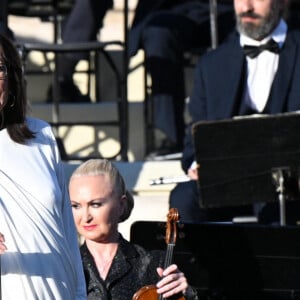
[7,0,74,43]
[19,41,129,161]
[143,47,207,157]
[10,0,130,161]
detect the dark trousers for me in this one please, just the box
[58,0,113,77]
[141,13,200,146]
[130,3,235,146]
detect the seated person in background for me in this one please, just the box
[128,0,235,154]
[68,158,198,299]
[52,0,113,103]
[170,0,300,224]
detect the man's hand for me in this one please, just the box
[187,161,199,180]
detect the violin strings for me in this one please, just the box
[164,244,175,269]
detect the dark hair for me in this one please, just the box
[0,33,34,143]
[70,159,134,223]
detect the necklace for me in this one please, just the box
[87,239,119,279]
[96,257,114,280]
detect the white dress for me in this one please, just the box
[0,118,86,300]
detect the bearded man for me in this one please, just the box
[170,0,300,224]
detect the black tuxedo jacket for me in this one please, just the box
[182,28,300,171]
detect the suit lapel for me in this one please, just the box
[216,41,246,118]
[269,32,297,113]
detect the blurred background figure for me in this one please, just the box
[128,0,235,155]
[50,0,113,103]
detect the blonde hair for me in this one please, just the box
[70,159,134,222]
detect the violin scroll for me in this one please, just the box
[165,207,179,245]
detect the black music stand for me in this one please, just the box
[192,112,300,225]
[130,221,300,298]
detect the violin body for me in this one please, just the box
[132,285,157,300]
[132,284,185,300]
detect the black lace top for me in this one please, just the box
[80,234,198,300]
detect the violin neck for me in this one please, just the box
[164,243,175,269]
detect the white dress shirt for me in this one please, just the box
[240,19,287,112]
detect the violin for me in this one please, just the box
[132,208,185,300]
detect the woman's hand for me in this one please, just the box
[156,264,188,298]
[0,232,7,254]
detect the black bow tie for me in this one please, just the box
[243,39,280,58]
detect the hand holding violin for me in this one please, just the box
[133,208,196,300]
[156,264,188,299]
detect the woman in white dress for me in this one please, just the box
[0,34,86,299]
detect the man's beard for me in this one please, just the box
[236,2,284,40]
